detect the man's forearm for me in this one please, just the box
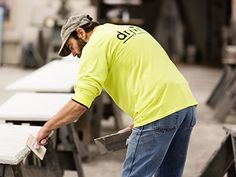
[44,99,87,131]
[36,99,87,145]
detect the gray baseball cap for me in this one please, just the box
[58,14,92,57]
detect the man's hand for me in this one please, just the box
[34,100,87,149]
[35,126,52,149]
[117,124,133,133]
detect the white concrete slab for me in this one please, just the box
[0,124,41,165]
[0,93,73,121]
[6,59,80,92]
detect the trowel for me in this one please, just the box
[26,134,47,160]
[94,129,132,154]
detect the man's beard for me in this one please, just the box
[76,37,87,58]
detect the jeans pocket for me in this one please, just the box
[128,128,141,146]
[153,113,177,134]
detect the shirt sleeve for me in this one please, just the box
[72,45,108,108]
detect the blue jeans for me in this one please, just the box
[121,106,196,177]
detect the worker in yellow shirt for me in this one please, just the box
[36,14,197,177]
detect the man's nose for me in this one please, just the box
[72,51,77,57]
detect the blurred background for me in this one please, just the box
[0,0,235,67]
[1,1,236,177]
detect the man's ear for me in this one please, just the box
[76,27,86,40]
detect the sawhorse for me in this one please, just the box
[199,124,236,177]
[207,64,236,108]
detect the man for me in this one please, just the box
[36,14,198,177]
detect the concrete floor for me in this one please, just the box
[0,63,231,177]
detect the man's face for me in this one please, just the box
[66,36,87,58]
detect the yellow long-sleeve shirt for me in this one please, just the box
[73,24,198,127]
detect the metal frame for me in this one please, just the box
[199,126,236,177]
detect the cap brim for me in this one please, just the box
[58,34,71,57]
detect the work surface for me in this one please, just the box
[6,58,80,92]
[0,124,41,165]
[0,93,73,121]
[0,64,231,177]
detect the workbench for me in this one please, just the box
[0,124,62,177]
[6,59,80,93]
[5,58,123,136]
[0,92,85,177]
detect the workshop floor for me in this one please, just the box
[0,63,230,177]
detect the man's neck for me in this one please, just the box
[86,26,97,42]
